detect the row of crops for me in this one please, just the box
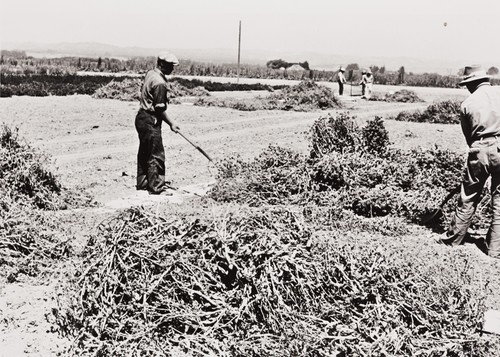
[0,56,472,87]
[1,74,464,125]
[0,74,282,98]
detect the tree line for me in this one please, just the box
[1,50,499,88]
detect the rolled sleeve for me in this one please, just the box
[152,83,168,111]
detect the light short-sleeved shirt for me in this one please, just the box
[460,83,500,146]
[139,68,168,113]
[338,71,346,83]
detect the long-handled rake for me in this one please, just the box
[177,130,213,162]
[163,130,215,196]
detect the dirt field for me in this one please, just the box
[0,83,468,206]
[3,81,500,355]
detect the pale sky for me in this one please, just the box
[2,0,500,64]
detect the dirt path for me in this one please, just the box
[0,281,69,357]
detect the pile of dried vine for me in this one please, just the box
[209,113,478,233]
[92,78,210,102]
[209,146,310,206]
[61,206,490,356]
[266,80,341,111]
[393,100,462,124]
[195,80,342,112]
[370,89,424,103]
[0,124,94,279]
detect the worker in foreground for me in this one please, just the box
[135,51,181,194]
[437,65,500,258]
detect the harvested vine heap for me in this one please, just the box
[64,206,488,356]
[393,99,462,124]
[92,78,210,102]
[208,113,483,233]
[194,80,342,112]
[0,125,94,280]
[369,89,423,103]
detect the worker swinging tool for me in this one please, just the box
[134,50,214,195]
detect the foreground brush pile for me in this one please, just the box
[0,125,94,280]
[61,207,491,356]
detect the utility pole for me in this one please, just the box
[237,20,241,84]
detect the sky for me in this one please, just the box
[2,0,500,66]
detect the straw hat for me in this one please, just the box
[459,65,490,86]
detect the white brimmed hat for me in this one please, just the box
[339,67,345,72]
[158,51,179,66]
[459,65,490,86]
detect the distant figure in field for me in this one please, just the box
[135,51,181,194]
[364,69,374,99]
[436,65,500,258]
[359,69,367,97]
[337,67,346,96]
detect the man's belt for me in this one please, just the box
[139,108,156,116]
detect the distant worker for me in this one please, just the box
[436,65,500,258]
[337,67,347,96]
[135,51,181,194]
[365,69,374,99]
[359,69,367,97]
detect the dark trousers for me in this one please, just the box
[444,137,500,257]
[135,109,166,193]
[338,81,344,96]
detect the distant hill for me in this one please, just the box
[1,41,494,75]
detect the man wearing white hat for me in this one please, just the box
[337,67,347,96]
[438,65,500,258]
[135,51,181,194]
